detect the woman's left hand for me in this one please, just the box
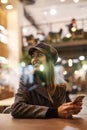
[70,101,83,114]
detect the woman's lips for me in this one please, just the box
[33,62,40,67]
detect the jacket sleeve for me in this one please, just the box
[11,79,49,119]
[46,84,66,118]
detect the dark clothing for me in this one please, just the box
[11,80,66,118]
[68,23,73,33]
[66,91,71,102]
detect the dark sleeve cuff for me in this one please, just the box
[45,108,58,118]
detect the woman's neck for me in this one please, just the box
[34,70,47,86]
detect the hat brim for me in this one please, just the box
[28,42,58,64]
[28,47,47,56]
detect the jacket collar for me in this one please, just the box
[28,84,50,101]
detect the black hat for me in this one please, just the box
[28,42,58,64]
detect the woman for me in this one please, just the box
[11,42,82,118]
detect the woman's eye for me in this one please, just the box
[31,54,34,58]
[38,53,43,57]
[31,52,43,58]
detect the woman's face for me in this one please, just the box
[31,50,47,72]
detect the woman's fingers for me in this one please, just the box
[58,102,83,118]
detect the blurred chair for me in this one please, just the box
[72,29,84,39]
[46,28,63,43]
[2,106,11,114]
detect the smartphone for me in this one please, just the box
[72,95,85,104]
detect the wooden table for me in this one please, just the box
[0,114,87,130]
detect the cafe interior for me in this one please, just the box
[0,0,87,124]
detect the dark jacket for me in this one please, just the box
[11,80,66,118]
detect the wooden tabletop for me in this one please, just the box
[0,114,87,130]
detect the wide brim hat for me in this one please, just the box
[28,42,58,64]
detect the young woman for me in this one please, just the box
[11,42,82,118]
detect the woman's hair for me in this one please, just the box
[45,56,56,96]
[34,55,56,96]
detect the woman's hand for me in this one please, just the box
[70,101,82,114]
[58,101,82,119]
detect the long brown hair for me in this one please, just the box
[33,54,56,98]
[45,56,56,96]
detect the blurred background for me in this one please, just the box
[0,0,87,113]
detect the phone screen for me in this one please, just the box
[72,95,85,104]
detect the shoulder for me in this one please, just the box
[56,83,66,89]
[55,83,66,94]
[53,83,66,101]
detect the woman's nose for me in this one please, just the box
[32,58,38,65]
[32,55,38,63]
[33,55,38,60]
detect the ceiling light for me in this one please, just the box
[73,0,79,3]
[0,1,14,10]
[79,56,85,61]
[60,0,66,2]
[68,59,73,67]
[1,0,8,4]
[50,9,56,15]
[6,4,13,10]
